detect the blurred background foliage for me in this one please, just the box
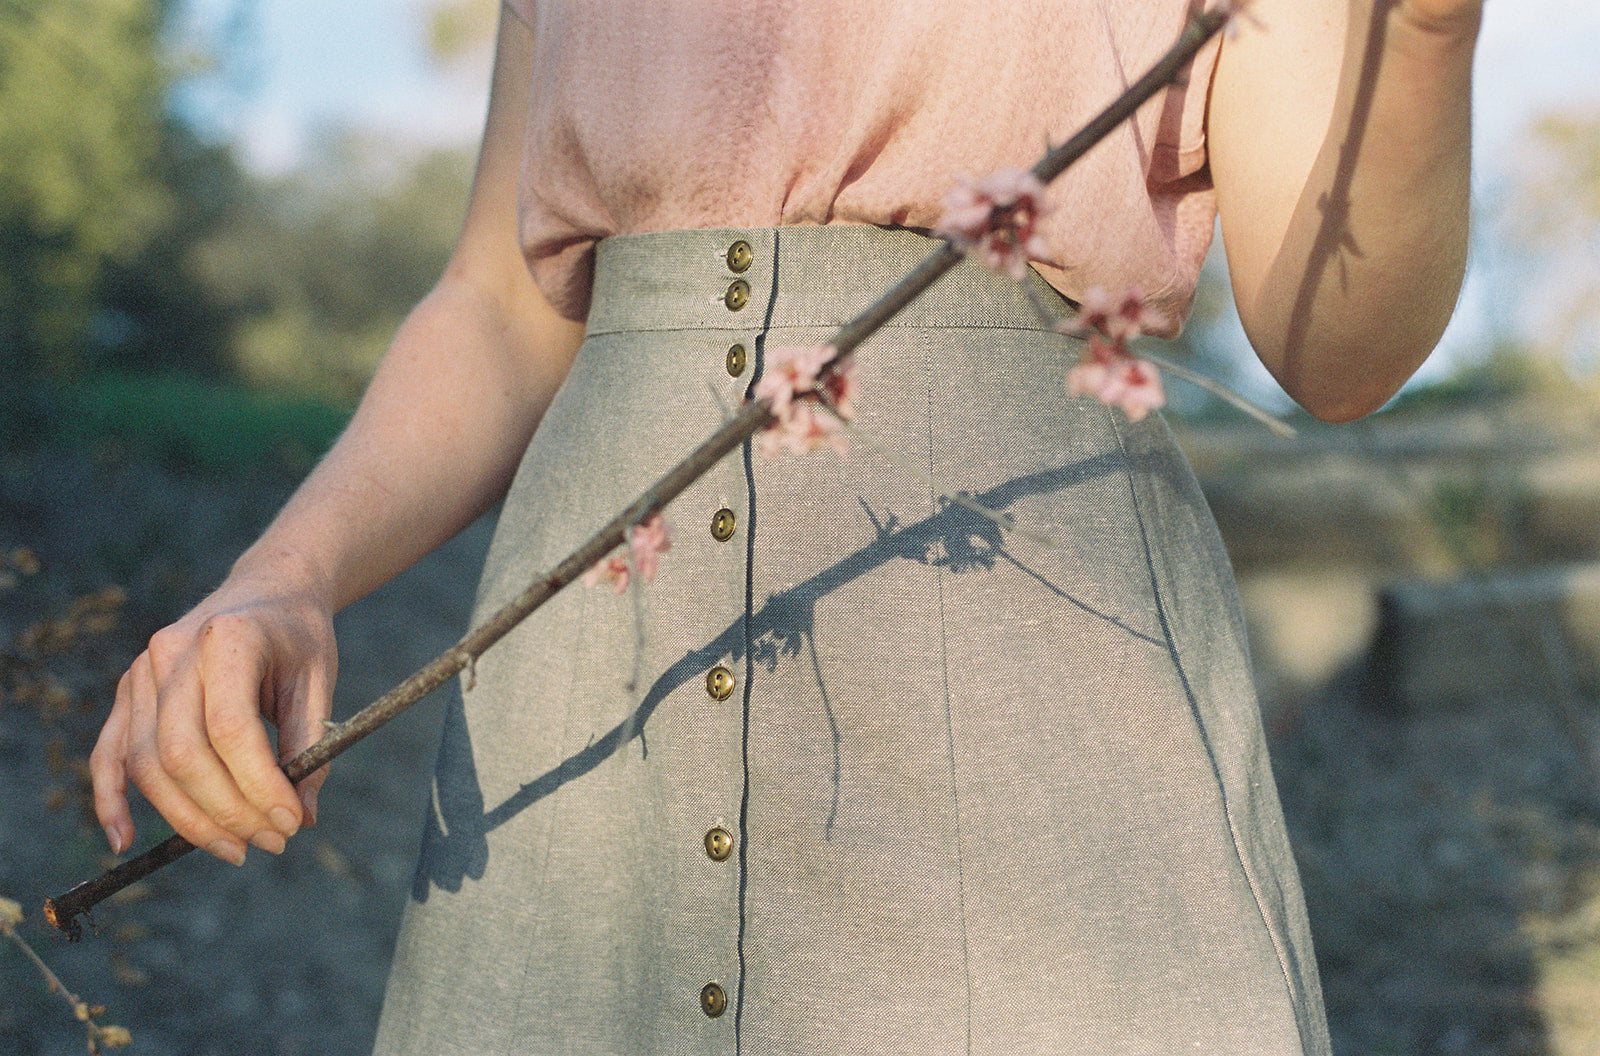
[1495,108,1600,379]
[0,0,483,472]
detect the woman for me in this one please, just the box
[91,0,1480,1052]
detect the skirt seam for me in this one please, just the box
[1109,410,1307,1032]
[925,335,976,1056]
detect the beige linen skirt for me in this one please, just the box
[372,226,1331,1055]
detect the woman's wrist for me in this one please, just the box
[227,539,340,610]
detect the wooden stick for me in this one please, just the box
[45,5,1234,936]
[45,401,768,936]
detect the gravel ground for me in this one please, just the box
[1,449,488,1056]
[4,443,1600,1056]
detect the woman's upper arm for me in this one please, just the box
[1207,0,1347,315]
[1207,0,1477,419]
[446,5,584,361]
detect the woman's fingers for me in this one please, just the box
[93,599,336,867]
[191,615,305,844]
[89,571,340,866]
[89,668,138,854]
[272,657,336,824]
[119,647,252,865]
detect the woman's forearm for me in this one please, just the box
[230,273,584,611]
[229,4,579,611]
[1212,0,1480,421]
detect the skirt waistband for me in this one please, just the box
[583,225,1073,336]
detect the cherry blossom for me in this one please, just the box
[935,168,1052,280]
[583,513,673,593]
[1066,336,1166,423]
[752,345,858,457]
[582,553,630,594]
[627,512,672,582]
[1063,288,1167,422]
[1070,286,1168,343]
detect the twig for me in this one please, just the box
[1,898,131,1050]
[1032,7,1228,187]
[44,3,1238,935]
[1142,351,1297,438]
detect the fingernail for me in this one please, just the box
[268,806,300,839]
[208,840,247,867]
[250,829,286,856]
[104,824,127,856]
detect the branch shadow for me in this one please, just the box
[412,445,1180,899]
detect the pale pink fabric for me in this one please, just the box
[505,0,1221,333]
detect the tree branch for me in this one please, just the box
[45,2,1236,936]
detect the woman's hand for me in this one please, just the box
[90,566,336,865]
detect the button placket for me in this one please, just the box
[689,237,757,1031]
[713,239,753,548]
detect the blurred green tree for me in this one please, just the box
[0,0,175,378]
[195,130,473,400]
[0,0,477,435]
[427,0,497,64]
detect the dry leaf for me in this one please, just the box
[97,1026,132,1048]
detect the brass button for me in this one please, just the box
[724,280,750,311]
[705,665,736,701]
[725,240,753,273]
[710,508,736,542]
[726,342,747,377]
[700,982,728,1018]
[704,826,734,861]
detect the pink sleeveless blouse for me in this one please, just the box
[504,0,1221,334]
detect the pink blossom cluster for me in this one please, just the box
[1064,287,1167,423]
[751,344,859,457]
[583,513,673,593]
[934,168,1052,280]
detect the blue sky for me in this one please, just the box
[171,0,496,172]
[175,0,1600,174]
[171,0,1600,385]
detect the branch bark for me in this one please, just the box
[45,3,1233,937]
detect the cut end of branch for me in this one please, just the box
[41,898,83,941]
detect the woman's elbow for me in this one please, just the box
[1254,333,1442,423]
[1289,380,1402,424]
[1246,295,1459,423]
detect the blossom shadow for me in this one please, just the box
[412,443,1182,894]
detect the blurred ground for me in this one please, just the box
[0,449,489,1056]
[5,401,1600,1055]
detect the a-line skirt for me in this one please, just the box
[372,225,1332,1056]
